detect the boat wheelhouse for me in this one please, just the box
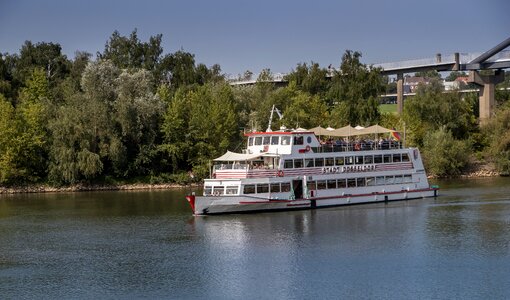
[186,124,438,215]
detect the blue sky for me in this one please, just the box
[1,0,509,76]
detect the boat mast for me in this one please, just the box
[266,105,283,132]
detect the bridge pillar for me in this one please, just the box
[396,73,404,115]
[468,70,505,125]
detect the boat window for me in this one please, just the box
[284,160,293,169]
[317,180,327,190]
[385,176,395,184]
[393,154,401,163]
[257,184,269,193]
[325,157,335,167]
[315,158,324,167]
[294,135,304,145]
[281,136,291,145]
[402,153,410,162]
[374,155,383,164]
[366,177,375,186]
[213,186,224,195]
[255,136,262,145]
[307,136,312,144]
[357,177,366,187]
[345,156,354,166]
[307,181,316,190]
[270,183,281,193]
[263,136,270,145]
[364,155,373,164]
[383,154,392,163]
[347,178,357,188]
[376,176,385,185]
[244,185,255,194]
[404,175,412,183]
[248,137,254,146]
[394,175,403,184]
[294,159,304,168]
[327,180,337,189]
[226,186,238,195]
[335,157,344,166]
[281,182,291,192]
[305,158,314,168]
[355,156,364,165]
[204,186,212,196]
[337,178,347,188]
[271,136,279,145]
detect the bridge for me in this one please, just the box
[229,37,510,124]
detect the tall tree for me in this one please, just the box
[328,50,384,126]
[282,90,329,129]
[285,62,330,98]
[99,29,163,71]
[402,80,476,146]
[12,41,70,89]
[0,68,50,183]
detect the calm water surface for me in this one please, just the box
[1,178,510,299]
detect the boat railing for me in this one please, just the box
[214,163,279,172]
[213,163,250,171]
[314,141,401,153]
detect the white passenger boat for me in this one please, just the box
[186,111,438,215]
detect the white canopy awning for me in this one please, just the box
[306,125,396,137]
[213,151,264,161]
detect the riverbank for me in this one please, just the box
[0,182,197,194]
[427,160,501,179]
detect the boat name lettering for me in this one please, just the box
[321,165,376,174]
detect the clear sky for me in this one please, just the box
[1,0,509,76]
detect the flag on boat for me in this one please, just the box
[391,128,401,141]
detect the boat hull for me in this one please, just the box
[188,188,438,215]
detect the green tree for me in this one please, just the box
[12,41,71,90]
[422,127,470,177]
[482,104,510,175]
[0,94,18,183]
[403,80,476,146]
[114,69,165,175]
[99,29,163,72]
[285,62,330,98]
[160,83,239,179]
[0,69,50,183]
[282,90,329,129]
[160,88,191,172]
[188,83,239,178]
[49,61,164,183]
[328,50,384,126]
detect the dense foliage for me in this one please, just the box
[1,30,509,184]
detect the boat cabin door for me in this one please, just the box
[292,179,303,200]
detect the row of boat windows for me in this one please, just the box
[284,153,410,169]
[242,174,413,194]
[204,183,293,196]
[248,135,311,146]
[306,174,413,190]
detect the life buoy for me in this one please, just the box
[354,143,361,151]
[305,145,311,152]
[278,170,284,177]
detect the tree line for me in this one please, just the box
[1,29,510,186]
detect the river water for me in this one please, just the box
[1,178,510,299]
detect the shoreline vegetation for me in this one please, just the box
[1,30,510,189]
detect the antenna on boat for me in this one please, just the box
[266,105,283,132]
